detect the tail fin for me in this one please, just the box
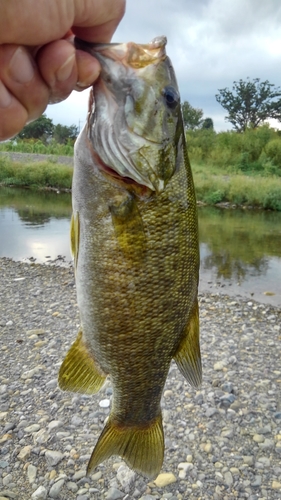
[87,414,164,479]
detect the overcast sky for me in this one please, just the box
[46,0,281,132]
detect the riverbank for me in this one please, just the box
[0,258,280,500]
[1,153,281,211]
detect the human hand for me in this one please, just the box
[0,0,125,141]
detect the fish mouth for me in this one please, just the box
[75,36,167,68]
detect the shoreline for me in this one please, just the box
[0,258,281,499]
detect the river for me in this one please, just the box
[0,187,280,307]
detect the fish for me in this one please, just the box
[58,36,201,479]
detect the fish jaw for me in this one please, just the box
[75,37,182,194]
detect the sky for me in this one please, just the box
[46,0,281,132]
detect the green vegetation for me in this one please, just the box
[0,138,74,155]
[0,157,72,189]
[188,124,281,211]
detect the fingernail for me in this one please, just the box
[56,54,75,82]
[0,81,12,108]
[9,47,35,83]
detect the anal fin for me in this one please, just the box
[87,414,164,479]
[58,330,106,394]
[174,299,202,388]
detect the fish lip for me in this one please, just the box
[75,36,167,53]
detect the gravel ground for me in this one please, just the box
[0,257,280,500]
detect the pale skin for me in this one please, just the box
[0,0,126,141]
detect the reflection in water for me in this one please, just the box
[0,187,280,306]
[198,207,281,305]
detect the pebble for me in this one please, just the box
[0,259,281,500]
[31,486,48,499]
[49,479,65,498]
[45,450,64,466]
[105,487,124,499]
[154,473,177,487]
[27,464,37,483]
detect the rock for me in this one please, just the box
[272,481,281,489]
[17,445,32,460]
[253,434,264,443]
[45,450,64,466]
[224,471,233,487]
[66,482,78,492]
[49,479,65,498]
[31,486,48,500]
[72,470,86,481]
[154,473,177,487]
[24,424,40,433]
[105,487,124,500]
[21,366,43,380]
[116,465,136,488]
[48,420,63,432]
[99,399,110,408]
[27,464,37,483]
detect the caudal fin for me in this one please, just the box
[87,414,164,479]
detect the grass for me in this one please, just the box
[0,138,74,155]
[0,157,72,190]
[192,163,281,211]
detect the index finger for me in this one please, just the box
[0,0,125,45]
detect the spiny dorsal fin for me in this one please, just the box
[174,299,202,388]
[87,414,164,479]
[58,330,106,394]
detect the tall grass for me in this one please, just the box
[0,157,72,189]
[187,125,281,177]
[192,164,281,211]
[0,138,74,156]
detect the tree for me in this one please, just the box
[53,124,79,144]
[17,114,54,140]
[181,101,204,130]
[216,78,281,132]
[201,117,214,130]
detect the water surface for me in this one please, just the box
[0,187,280,306]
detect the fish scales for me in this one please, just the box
[59,36,201,479]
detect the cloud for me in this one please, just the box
[46,0,281,132]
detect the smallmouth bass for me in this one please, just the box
[59,36,201,479]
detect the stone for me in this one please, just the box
[116,465,136,488]
[24,424,40,433]
[49,479,65,498]
[45,450,64,467]
[105,487,124,500]
[17,445,32,460]
[154,473,177,487]
[66,482,78,492]
[272,481,281,489]
[27,464,37,483]
[224,471,233,487]
[31,486,48,500]
[99,399,110,408]
[253,434,264,443]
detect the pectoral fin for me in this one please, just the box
[87,413,164,479]
[109,194,146,262]
[174,300,202,388]
[58,330,106,394]
[70,212,80,267]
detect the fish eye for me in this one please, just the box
[163,86,179,109]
